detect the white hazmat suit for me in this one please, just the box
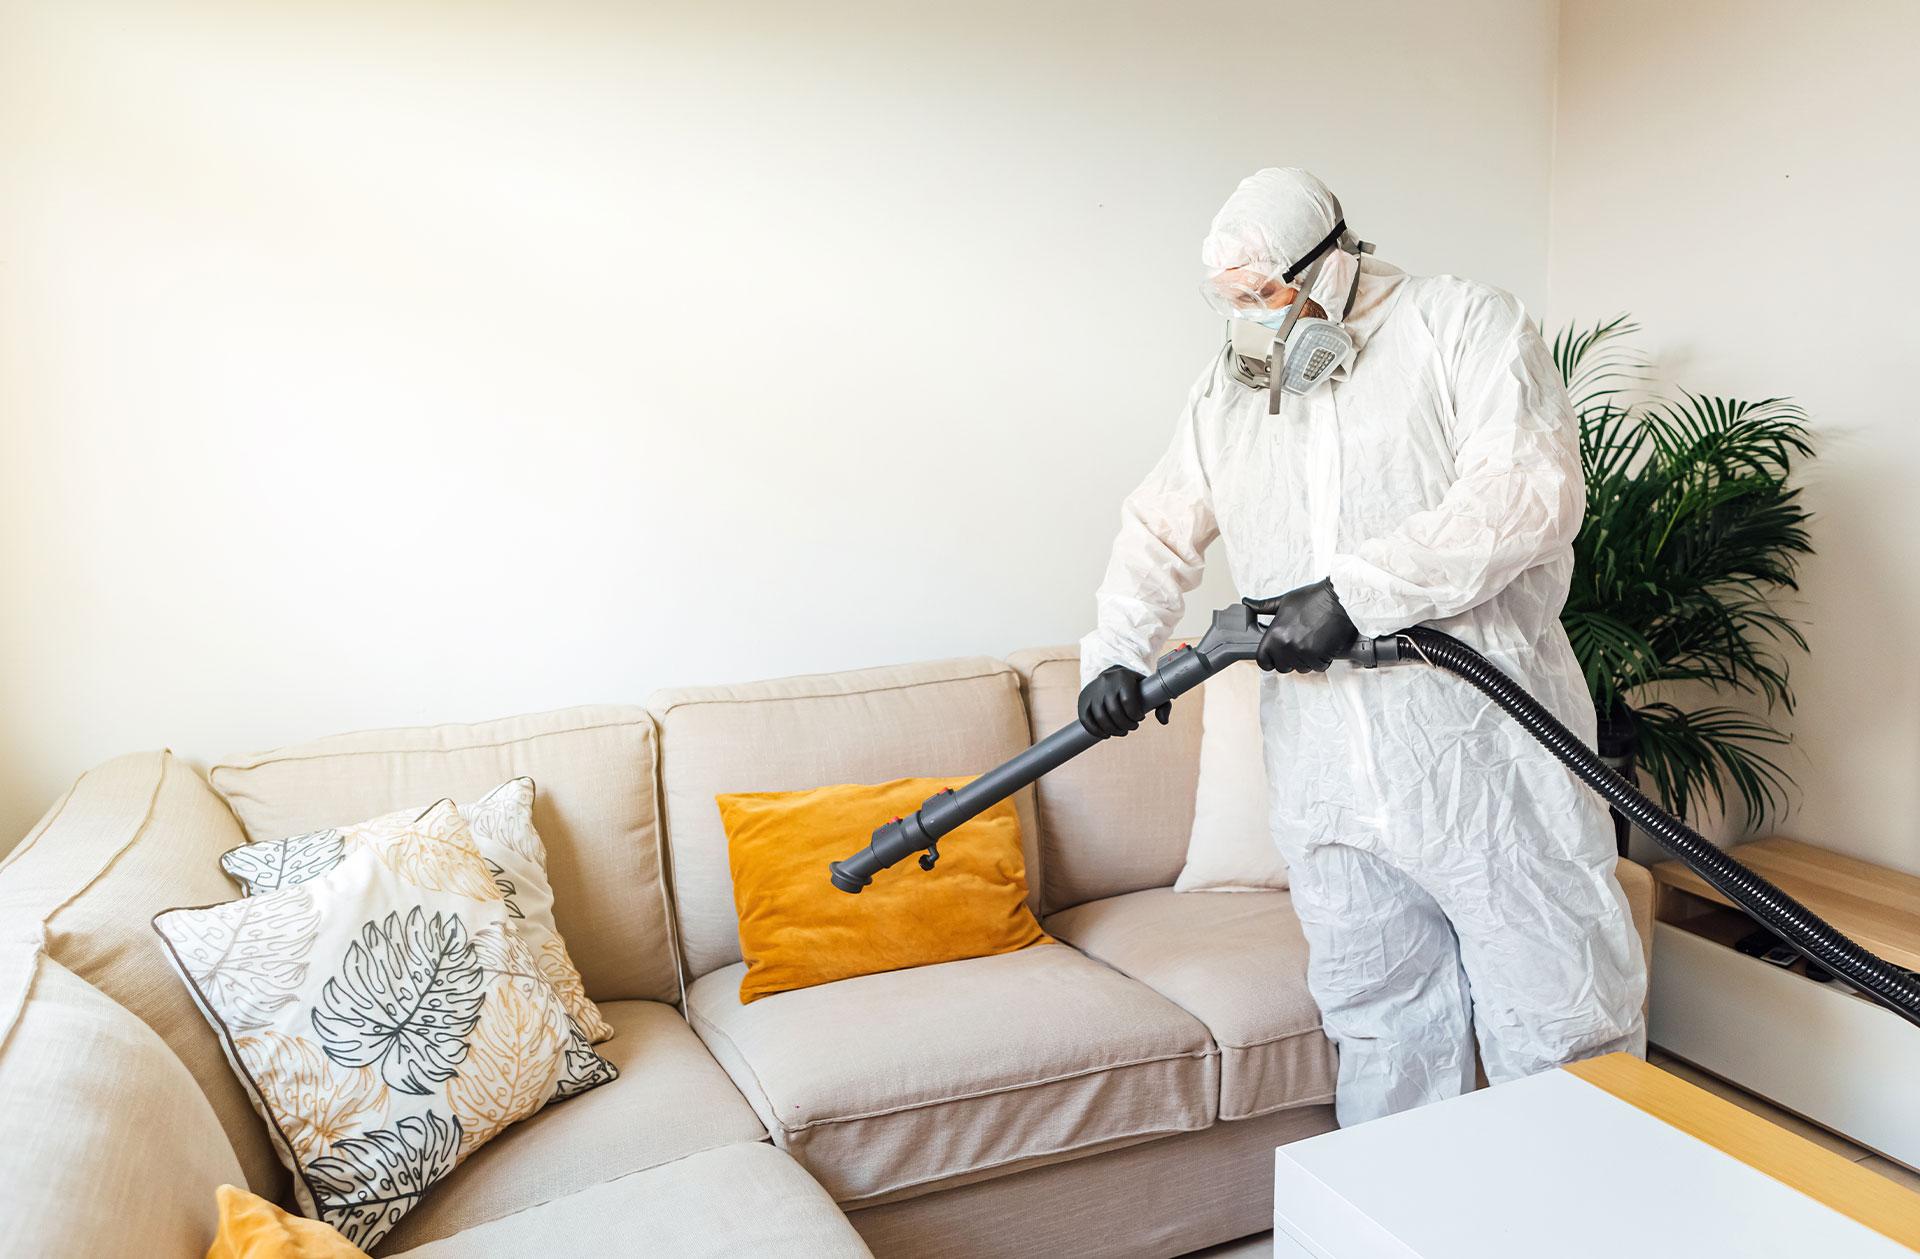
[1082,169,1647,1126]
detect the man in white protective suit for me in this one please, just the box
[1076,168,1648,1126]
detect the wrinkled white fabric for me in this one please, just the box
[1200,168,1350,275]
[1305,245,1360,318]
[1082,212,1647,1125]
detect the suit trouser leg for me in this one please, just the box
[1286,840,1478,1127]
[1430,839,1649,1083]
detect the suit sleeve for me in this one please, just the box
[1078,376,1220,685]
[1325,288,1585,638]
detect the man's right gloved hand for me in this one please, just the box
[1077,665,1171,739]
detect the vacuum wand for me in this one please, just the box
[826,600,1403,894]
[827,599,1920,1030]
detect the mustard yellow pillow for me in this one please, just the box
[718,776,1053,1003]
[206,1185,368,1259]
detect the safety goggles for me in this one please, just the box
[1202,219,1349,318]
[1199,266,1299,319]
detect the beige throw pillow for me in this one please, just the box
[1173,664,1289,892]
[220,778,612,1044]
[157,799,618,1251]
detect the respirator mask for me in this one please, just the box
[1201,219,1373,414]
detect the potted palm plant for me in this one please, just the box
[1552,317,1813,849]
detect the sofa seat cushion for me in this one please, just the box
[387,1143,872,1258]
[686,943,1217,1206]
[372,1000,766,1254]
[1044,888,1336,1121]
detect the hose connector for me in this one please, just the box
[1344,635,1406,668]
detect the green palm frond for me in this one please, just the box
[1560,610,1661,703]
[1554,317,1813,826]
[1631,702,1795,824]
[1552,314,1647,416]
[1639,393,1813,479]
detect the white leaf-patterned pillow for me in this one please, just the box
[220,778,612,1044]
[157,799,618,1250]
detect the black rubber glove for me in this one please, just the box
[1250,578,1358,673]
[1077,665,1171,739]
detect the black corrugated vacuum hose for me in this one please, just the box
[1400,625,1920,1030]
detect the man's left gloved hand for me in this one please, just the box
[1250,578,1358,673]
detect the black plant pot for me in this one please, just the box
[1593,698,1638,858]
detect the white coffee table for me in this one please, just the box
[1273,1054,1920,1257]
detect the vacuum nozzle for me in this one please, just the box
[828,814,930,894]
[828,859,873,895]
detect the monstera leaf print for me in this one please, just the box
[312,907,486,1094]
[235,1031,390,1163]
[306,1110,463,1248]
[469,922,539,986]
[365,803,499,900]
[470,922,610,1045]
[463,777,545,864]
[535,936,610,1042]
[156,888,320,1032]
[445,977,564,1148]
[551,1027,620,1101]
[221,829,349,894]
[485,858,523,919]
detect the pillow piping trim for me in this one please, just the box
[148,900,326,1218]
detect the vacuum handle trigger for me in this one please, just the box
[1234,597,1403,668]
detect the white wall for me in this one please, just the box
[0,0,1561,847]
[1550,0,1920,875]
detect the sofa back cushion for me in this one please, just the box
[0,750,286,1198]
[209,705,678,1005]
[0,945,248,1256]
[651,657,1038,981]
[1006,647,1204,913]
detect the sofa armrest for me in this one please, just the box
[1615,857,1655,983]
[0,751,286,1197]
[0,948,247,1257]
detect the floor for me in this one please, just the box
[1179,1046,1920,1258]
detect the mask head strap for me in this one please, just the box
[1280,218,1347,285]
[1340,239,1371,320]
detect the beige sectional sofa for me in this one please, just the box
[0,646,1655,1257]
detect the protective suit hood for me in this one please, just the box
[1202,170,1406,400]
[1201,168,1352,276]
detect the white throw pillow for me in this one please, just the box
[221,777,612,1044]
[1174,664,1289,892]
[158,799,618,1251]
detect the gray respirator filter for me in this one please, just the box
[1224,238,1372,413]
[1227,317,1355,407]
